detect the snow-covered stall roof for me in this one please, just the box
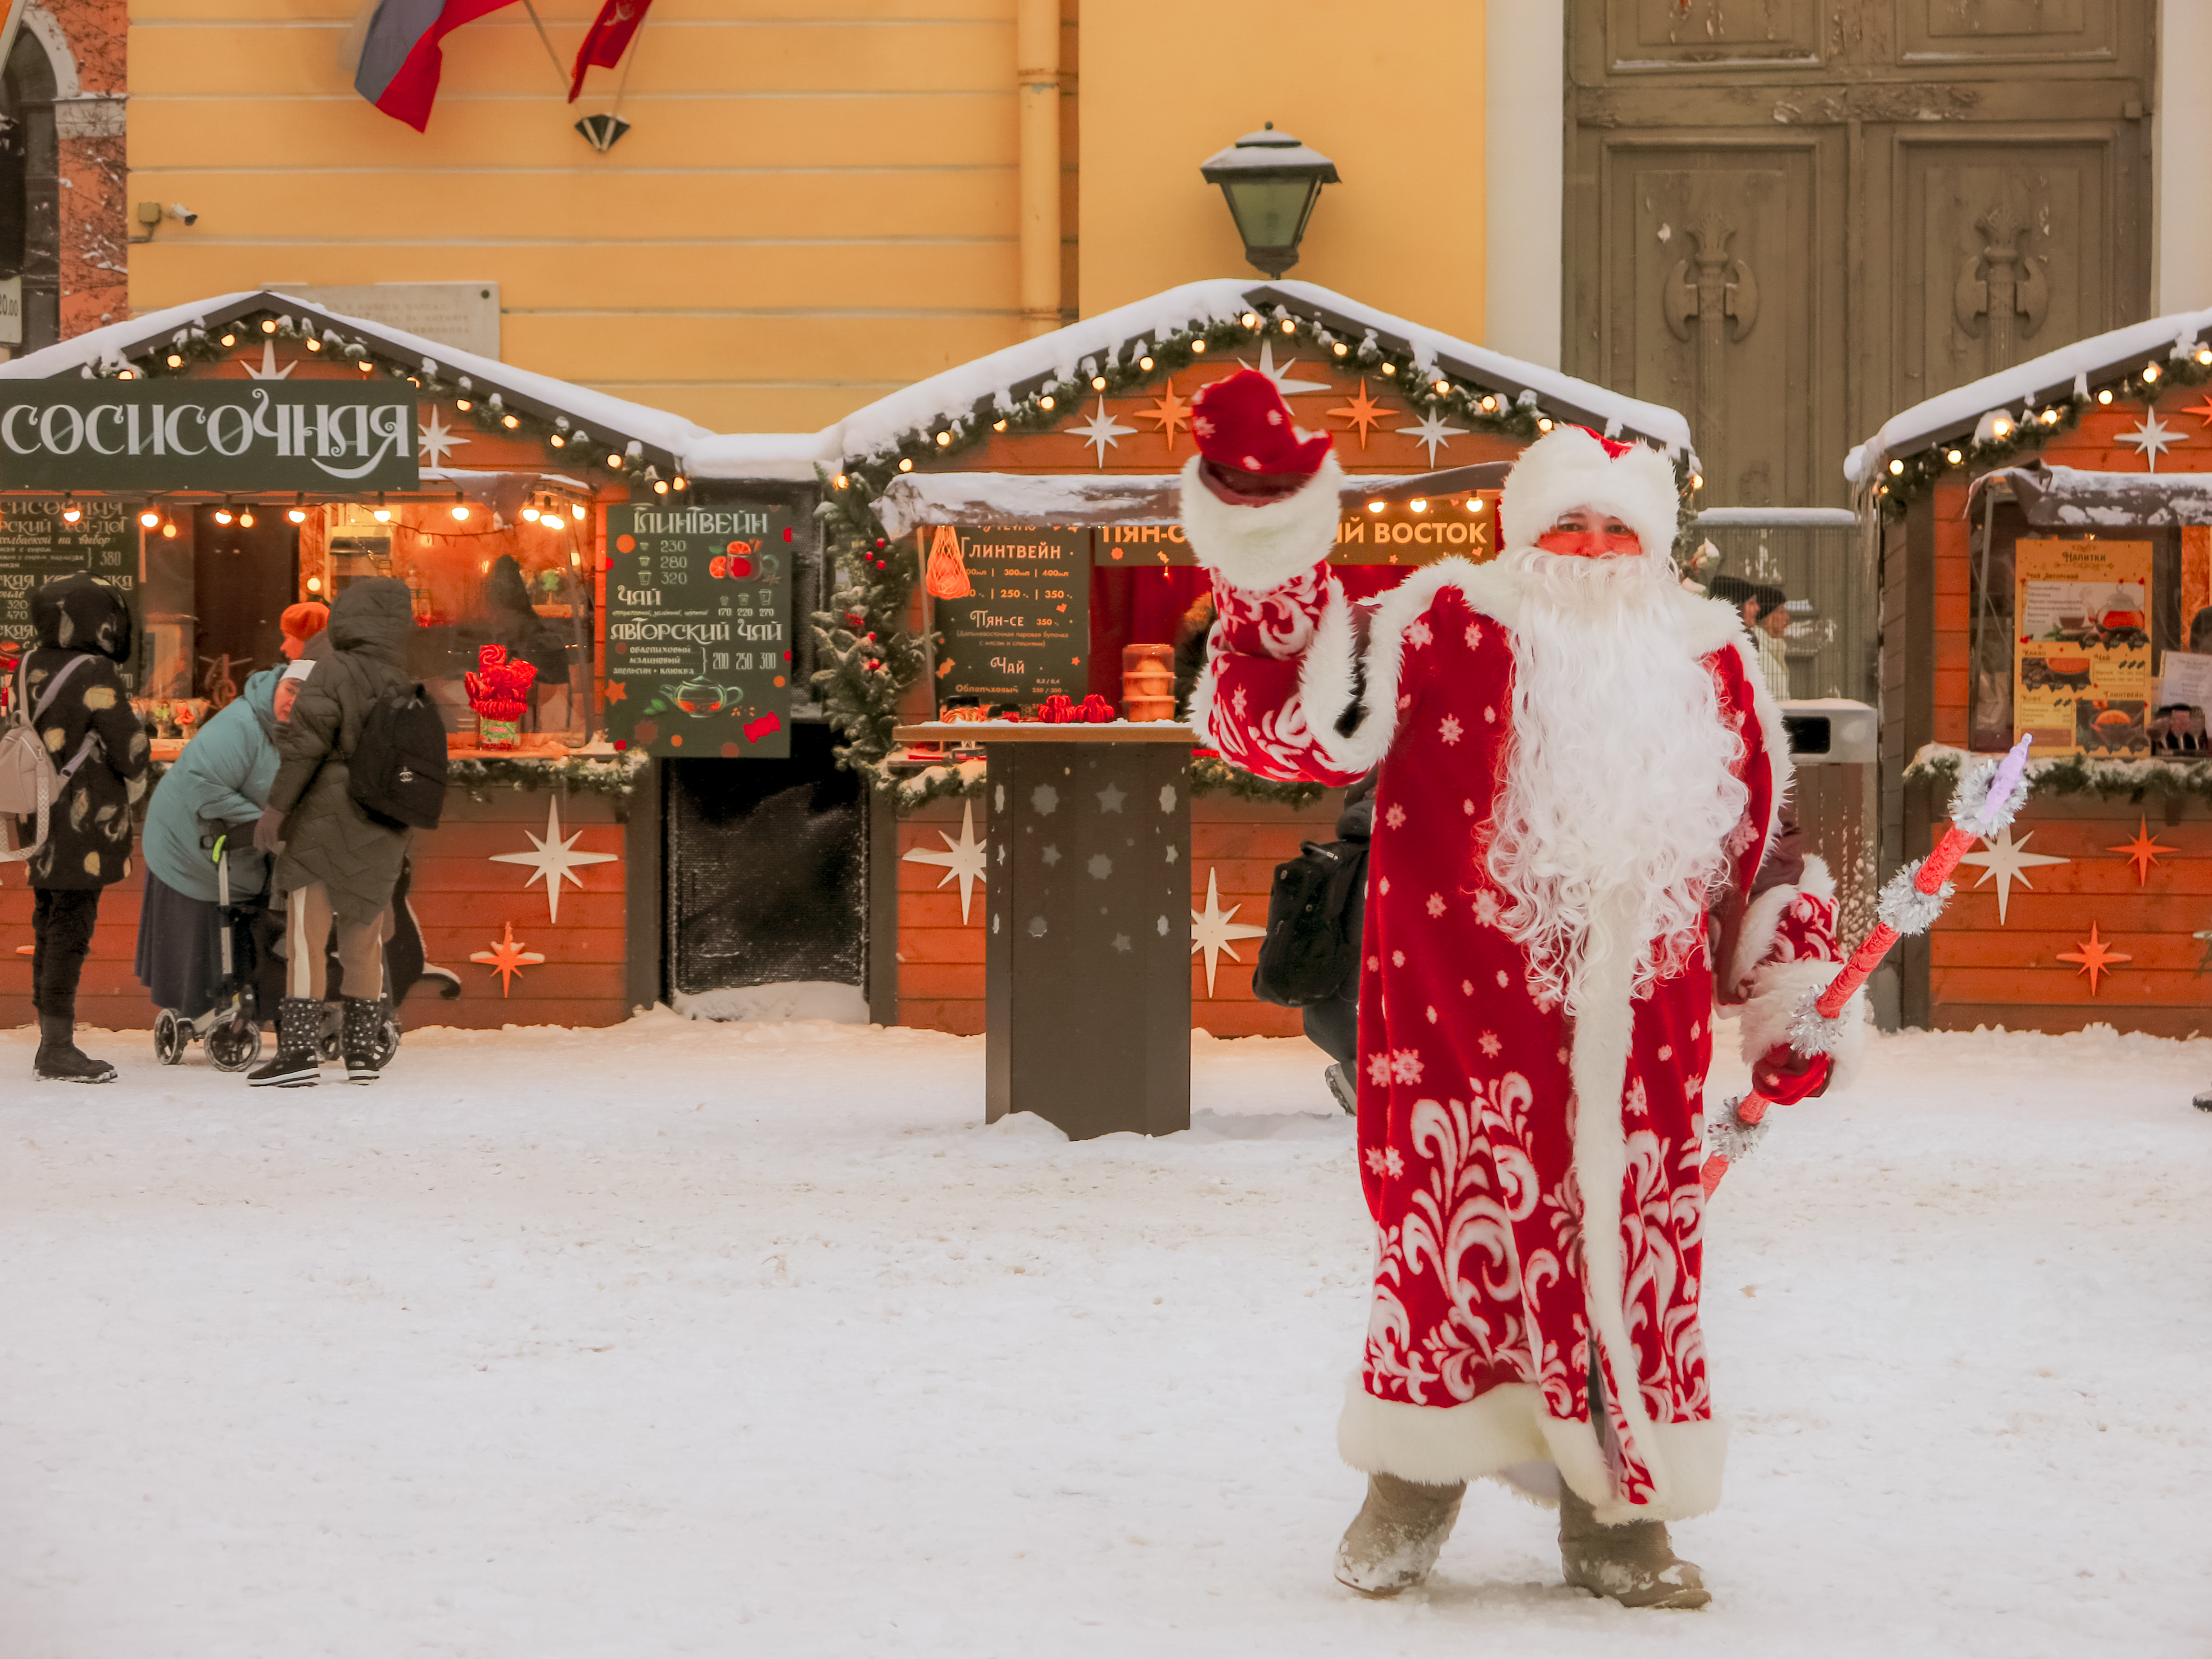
[872,461,1513,537]
[1846,306,2212,486]
[1965,462,2212,528]
[815,279,1696,467]
[0,291,715,470]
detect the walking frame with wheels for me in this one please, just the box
[151,833,266,1073]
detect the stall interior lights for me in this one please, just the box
[213,500,234,525]
[652,478,670,495]
[306,336,321,352]
[1139,355,1156,371]
[1480,395,1497,411]
[1190,339,1205,353]
[2143,362,2162,383]
[306,575,322,592]
[521,502,540,523]
[450,495,471,522]
[673,475,688,491]
[1947,448,1964,465]
[1365,500,1384,514]
[1408,498,1427,513]
[1464,497,1481,513]
[238,506,256,528]
[549,433,565,447]
[287,497,309,524]
[261,320,278,334]
[357,359,374,373]
[138,506,161,530]
[160,516,178,539]
[2098,388,2115,404]
[1535,416,1552,430]
[166,353,184,369]
[607,453,624,469]
[1090,376,1107,391]
[219,332,236,348]
[455,398,473,412]
[570,502,586,522]
[116,368,134,380]
[1281,319,1296,334]
[60,496,81,524]
[502,414,519,429]
[2198,347,2212,367]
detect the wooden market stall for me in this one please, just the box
[1852,304,2212,1035]
[0,291,695,1031]
[811,280,1697,1037]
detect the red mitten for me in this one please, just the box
[1753,1045,1833,1104]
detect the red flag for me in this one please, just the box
[354,0,518,132]
[568,0,652,102]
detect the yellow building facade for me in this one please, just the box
[125,0,1488,434]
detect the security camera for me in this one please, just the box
[165,203,198,226]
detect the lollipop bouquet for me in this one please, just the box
[465,643,537,749]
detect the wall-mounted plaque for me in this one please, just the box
[0,496,139,685]
[927,524,1088,706]
[605,501,793,758]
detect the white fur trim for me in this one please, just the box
[1178,450,1346,594]
[1338,1376,1726,1524]
[1726,634,1793,858]
[1726,854,1834,996]
[1737,954,1869,1091]
[1186,652,1222,750]
[1565,887,1675,1512]
[1498,425,1683,565]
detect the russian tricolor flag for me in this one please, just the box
[354,0,517,132]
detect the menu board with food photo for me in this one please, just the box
[2013,538,2153,757]
[924,524,1089,708]
[604,501,793,758]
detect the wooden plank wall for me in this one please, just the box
[1,783,631,1034]
[896,784,1343,1038]
[1917,387,2212,1034]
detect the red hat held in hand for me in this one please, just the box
[1190,369,1333,484]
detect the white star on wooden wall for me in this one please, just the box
[489,798,620,924]
[1956,825,2069,926]
[1191,866,1268,995]
[903,800,989,923]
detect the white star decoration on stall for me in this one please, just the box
[240,340,295,380]
[2118,413,2181,472]
[903,801,989,923]
[1234,339,1331,398]
[1191,867,1268,995]
[489,798,620,924]
[1070,398,1137,465]
[1956,825,2069,925]
[419,407,471,467]
[1397,409,1467,465]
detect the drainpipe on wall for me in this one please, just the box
[1016,0,1061,338]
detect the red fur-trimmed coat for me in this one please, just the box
[1193,551,1854,1522]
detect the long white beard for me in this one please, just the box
[1485,548,1750,1013]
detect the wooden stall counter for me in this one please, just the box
[2,747,654,1036]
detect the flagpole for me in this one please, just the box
[519,0,572,94]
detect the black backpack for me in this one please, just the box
[1252,839,1369,1008]
[348,681,449,831]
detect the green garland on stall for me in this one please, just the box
[813,303,1696,810]
[1870,341,2212,518]
[1904,744,2212,808]
[145,750,648,803]
[80,309,672,490]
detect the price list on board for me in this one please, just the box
[604,502,793,758]
[927,524,1089,707]
[0,496,139,678]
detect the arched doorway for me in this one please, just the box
[0,22,58,355]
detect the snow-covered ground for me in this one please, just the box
[1,1013,2206,1658]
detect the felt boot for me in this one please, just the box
[340,995,385,1084]
[248,997,323,1088]
[34,1013,116,1084]
[1557,1483,1710,1610]
[1333,1474,1466,1597]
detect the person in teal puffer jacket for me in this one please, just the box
[134,666,287,1019]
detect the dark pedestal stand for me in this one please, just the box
[897,725,1194,1139]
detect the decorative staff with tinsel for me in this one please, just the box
[1701,733,2037,1194]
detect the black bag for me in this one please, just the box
[347,682,449,831]
[1252,838,1368,1008]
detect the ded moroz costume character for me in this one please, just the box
[1181,369,1862,1607]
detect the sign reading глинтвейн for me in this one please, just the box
[604,501,794,759]
[0,380,419,491]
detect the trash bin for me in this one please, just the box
[1778,697,1892,1028]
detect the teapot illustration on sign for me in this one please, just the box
[671,678,726,717]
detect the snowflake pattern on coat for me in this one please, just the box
[1203,561,1838,1510]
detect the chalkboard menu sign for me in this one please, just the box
[0,496,139,683]
[927,525,1088,706]
[604,502,792,758]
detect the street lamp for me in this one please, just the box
[1199,123,1340,279]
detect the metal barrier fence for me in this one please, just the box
[1691,507,1875,706]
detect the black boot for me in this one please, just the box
[341,995,386,1084]
[34,1013,116,1084]
[247,996,323,1087]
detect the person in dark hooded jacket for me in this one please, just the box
[249,576,415,1086]
[10,573,151,1082]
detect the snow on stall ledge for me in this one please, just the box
[0,1010,2205,1657]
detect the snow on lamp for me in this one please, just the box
[1199,124,1339,280]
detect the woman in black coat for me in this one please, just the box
[11,574,151,1081]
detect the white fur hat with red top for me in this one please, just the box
[1178,368,1345,593]
[1497,423,1682,566]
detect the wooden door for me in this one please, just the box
[1567,0,2154,508]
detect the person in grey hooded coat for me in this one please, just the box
[250,577,415,1085]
